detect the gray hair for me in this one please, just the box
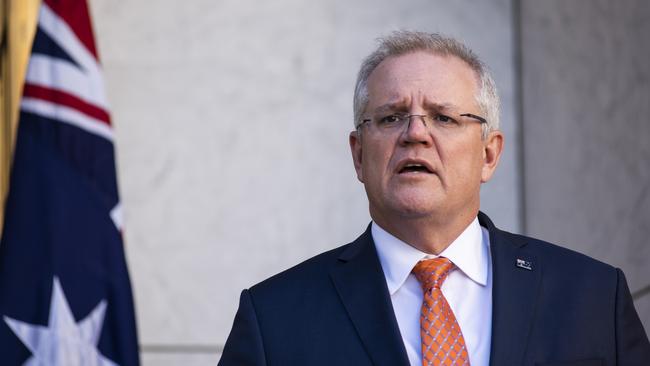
[353,31,500,138]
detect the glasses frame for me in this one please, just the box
[358,112,487,130]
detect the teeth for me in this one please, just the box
[406,164,423,168]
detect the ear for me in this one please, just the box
[480,130,504,183]
[349,130,364,182]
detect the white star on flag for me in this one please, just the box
[3,277,119,366]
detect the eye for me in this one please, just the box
[378,114,404,125]
[433,114,458,125]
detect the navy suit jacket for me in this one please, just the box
[219,213,650,365]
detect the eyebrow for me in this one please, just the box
[372,100,461,114]
[423,101,462,113]
[373,101,409,114]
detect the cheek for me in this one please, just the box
[361,142,392,184]
[445,143,484,181]
[464,150,487,184]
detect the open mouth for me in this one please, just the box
[399,163,433,174]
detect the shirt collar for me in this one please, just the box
[372,217,488,295]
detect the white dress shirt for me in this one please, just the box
[372,218,492,366]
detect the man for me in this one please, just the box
[219,31,650,366]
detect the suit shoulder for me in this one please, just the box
[248,241,351,295]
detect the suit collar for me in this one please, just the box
[479,212,542,366]
[330,225,411,366]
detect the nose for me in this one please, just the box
[399,115,433,146]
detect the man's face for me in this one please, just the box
[349,51,503,224]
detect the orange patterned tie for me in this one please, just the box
[412,257,470,366]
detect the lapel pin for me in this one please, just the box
[516,258,533,271]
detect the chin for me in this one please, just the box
[386,192,443,219]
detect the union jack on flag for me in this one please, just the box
[0,0,139,365]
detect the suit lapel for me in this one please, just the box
[330,226,410,366]
[480,213,541,366]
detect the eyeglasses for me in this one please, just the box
[357,112,487,134]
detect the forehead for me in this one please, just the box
[365,51,479,110]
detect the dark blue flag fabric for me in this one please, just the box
[0,0,140,364]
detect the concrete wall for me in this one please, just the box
[88,0,649,364]
[520,0,650,332]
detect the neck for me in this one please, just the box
[370,207,478,255]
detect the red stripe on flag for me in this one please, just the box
[43,0,98,59]
[23,84,111,126]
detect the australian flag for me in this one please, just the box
[0,0,140,365]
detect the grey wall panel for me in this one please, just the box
[141,352,219,366]
[521,0,650,332]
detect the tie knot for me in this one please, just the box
[412,257,454,291]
